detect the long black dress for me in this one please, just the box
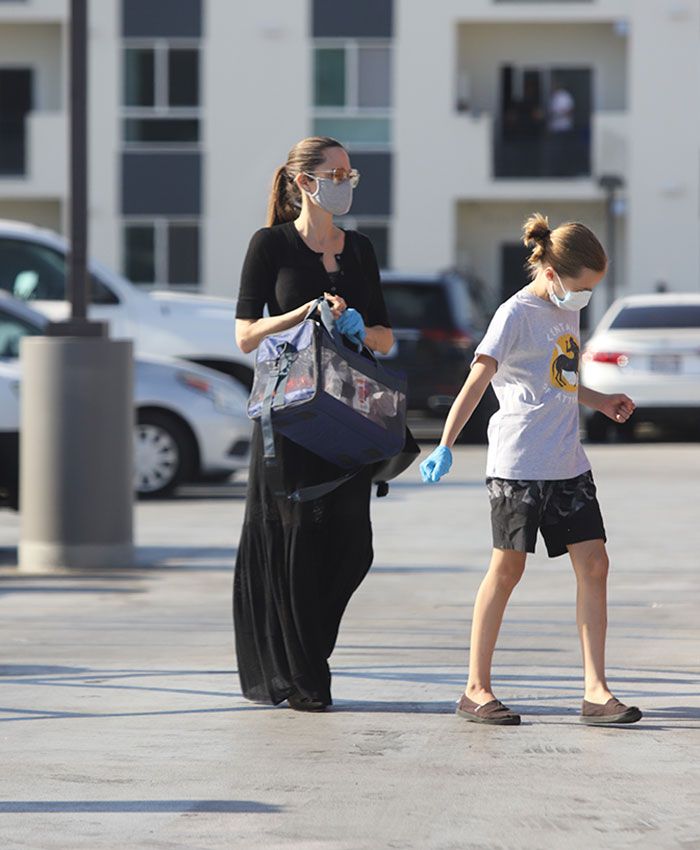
[233,221,391,706]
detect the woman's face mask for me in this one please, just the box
[549,272,593,312]
[302,173,354,216]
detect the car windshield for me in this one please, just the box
[609,304,700,330]
[382,282,454,329]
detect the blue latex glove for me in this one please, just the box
[420,445,453,483]
[335,308,366,346]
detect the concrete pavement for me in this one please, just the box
[0,444,699,850]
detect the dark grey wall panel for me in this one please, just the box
[313,0,393,38]
[348,153,392,216]
[123,0,202,39]
[122,153,201,216]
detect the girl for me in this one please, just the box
[233,137,393,712]
[420,213,642,726]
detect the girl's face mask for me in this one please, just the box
[549,273,593,312]
[302,174,354,216]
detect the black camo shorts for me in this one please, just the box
[485,470,607,558]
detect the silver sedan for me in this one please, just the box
[0,293,252,500]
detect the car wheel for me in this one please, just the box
[134,410,196,499]
[585,412,610,443]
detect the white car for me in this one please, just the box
[580,293,700,441]
[0,294,252,504]
[0,219,254,389]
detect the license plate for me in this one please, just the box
[649,354,681,373]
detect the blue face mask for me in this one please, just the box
[549,273,593,312]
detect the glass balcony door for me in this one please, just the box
[0,68,33,176]
[495,65,592,179]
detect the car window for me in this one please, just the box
[609,305,700,330]
[382,282,454,329]
[0,238,120,305]
[0,310,41,359]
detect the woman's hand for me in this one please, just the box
[599,393,636,424]
[335,308,366,346]
[323,292,347,320]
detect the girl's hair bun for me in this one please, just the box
[522,212,551,248]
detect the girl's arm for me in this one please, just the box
[579,384,636,423]
[439,355,498,447]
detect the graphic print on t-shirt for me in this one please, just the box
[550,332,580,392]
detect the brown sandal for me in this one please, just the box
[456,693,521,726]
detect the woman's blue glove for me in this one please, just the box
[335,308,366,348]
[420,445,453,483]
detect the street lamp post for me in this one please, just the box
[598,174,625,310]
[18,0,134,572]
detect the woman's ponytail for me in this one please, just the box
[266,166,299,227]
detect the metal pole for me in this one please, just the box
[606,188,616,309]
[598,174,624,310]
[69,0,87,322]
[19,0,134,571]
[48,0,104,338]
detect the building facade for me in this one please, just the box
[0,0,698,329]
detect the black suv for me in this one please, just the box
[379,271,498,441]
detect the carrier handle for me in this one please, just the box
[304,295,384,370]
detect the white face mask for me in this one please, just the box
[303,175,353,216]
[549,273,593,312]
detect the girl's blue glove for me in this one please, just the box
[420,445,453,483]
[335,308,366,348]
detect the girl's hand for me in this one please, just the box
[420,445,453,483]
[600,393,635,424]
[323,292,347,320]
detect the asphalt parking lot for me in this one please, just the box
[0,443,699,850]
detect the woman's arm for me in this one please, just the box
[364,325,394,355]
[439,355,497,447]
[235,299,319,354]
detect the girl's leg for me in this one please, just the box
[568,538,613,703]
[465,547,526,703]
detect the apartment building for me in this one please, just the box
[0,0,698,330]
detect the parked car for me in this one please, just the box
[0,361,20,508]
[379,270,498,439]
[580,293,700,441]
[0,294,252,504]
[0,219,255,389]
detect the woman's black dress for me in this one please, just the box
[233,221,391,706]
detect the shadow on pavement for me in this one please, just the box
[0,800,282,814]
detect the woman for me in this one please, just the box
[233,136,394,711]
[420,213,642,727]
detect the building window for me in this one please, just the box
[124,219,200,288]
[122,42,201,148]
[312,41,392,149]
[337,218,390,269]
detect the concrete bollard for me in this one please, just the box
[18,336,134,572]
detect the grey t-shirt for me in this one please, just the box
[472,288,590,481]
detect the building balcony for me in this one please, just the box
[449,108,627,199]
[0,112,67,198]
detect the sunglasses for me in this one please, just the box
[303,168,361,188]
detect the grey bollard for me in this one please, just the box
[19,337,134,572]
